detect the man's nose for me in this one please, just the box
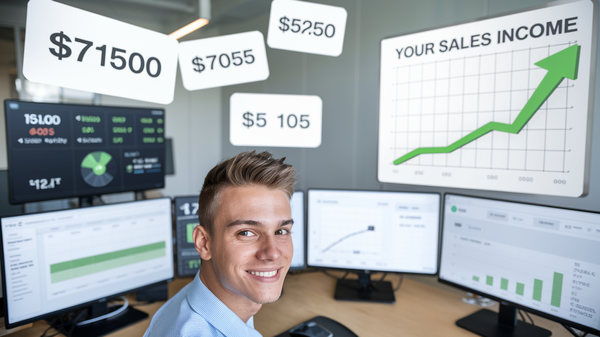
[256,234,281,261]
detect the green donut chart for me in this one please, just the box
[81,151,115,187]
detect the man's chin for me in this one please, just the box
[253,295,282,305]
[247,289,283,305]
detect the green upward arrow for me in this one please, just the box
[393,44,581,165]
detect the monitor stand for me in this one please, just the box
[79,195,102,208]
[333,271,395,303]
[54,300,148,337]
[456,304,551,337]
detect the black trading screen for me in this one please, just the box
[174,196,201,277]
[4,100,165,203]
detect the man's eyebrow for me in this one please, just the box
[280,219,294,227]
[226,220,263,227]
[226,219,294,227]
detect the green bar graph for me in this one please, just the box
[50,241,166,283]
[533,279,543,301]
[186,223,198,243]
[501,278,509,290]
[486,276,493,286]
[473,276,479,282]
[516,283,524,296]
[551,272,563,307]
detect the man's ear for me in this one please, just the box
[193,225,212,260]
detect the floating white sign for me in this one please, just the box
[179,31,270,91]
[267,0,348,57]
[23,0,178,105]
[230,93,322,148]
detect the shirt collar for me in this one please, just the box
[186,271,262,337]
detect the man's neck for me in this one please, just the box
[199,263,262,323]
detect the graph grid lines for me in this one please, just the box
[390,41,576,173]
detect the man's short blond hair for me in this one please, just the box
[198,151,296,236]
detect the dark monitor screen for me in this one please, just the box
[4,100,165,204]
[307,189,440,274]
[173,196,201,278]
[0,198,174,328]
[439,194,600,335]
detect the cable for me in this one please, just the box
[321,270,344,280]
[394,274,404,291]
[379,272,388,282]
[518,310,526,323]
[75,297,129,326]
[40,309,86,337]
[523,310,534,326]
[67,309,88,337]
[562,324,583,337]
[40,317,60,337]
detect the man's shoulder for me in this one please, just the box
[144,283,223,337]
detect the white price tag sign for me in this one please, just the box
[267,0,347,57]
[23,1,178,105]
[230,93,322,148]
[179,31,269,91]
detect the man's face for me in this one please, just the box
[209,184,293,304]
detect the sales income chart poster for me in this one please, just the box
[377,0,597,197]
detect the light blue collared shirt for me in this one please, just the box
[144,272,263,337]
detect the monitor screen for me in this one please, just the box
[0,198,174,328]
[174,196,201,277]
[307,189,440,274]
[174,191,306,276]
[439,194,600,335]
[4,100,166,204]
[290,191,305,270]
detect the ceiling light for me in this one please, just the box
[169,0,210,40]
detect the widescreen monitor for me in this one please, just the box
[0,198,174,332]
[4,100,166,204]
[439,194,600,337]
[174,191,306,277]
[307,189,440,302]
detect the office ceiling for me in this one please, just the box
[1,0,272,30]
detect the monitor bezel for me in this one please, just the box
[306,188,442,276]
[0,197,175,329]
[3,99,166,205]
[173,195,201,278]
[289,190,306,271]
[438,193,600,336]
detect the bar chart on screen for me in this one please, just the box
[377,0,596,197]
[43,210,170,299]
[442,234,600,328]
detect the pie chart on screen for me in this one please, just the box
[80,151,116,187]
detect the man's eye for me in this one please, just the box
[276,228,290,235]
[238,230,256,237]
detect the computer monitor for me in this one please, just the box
[290,191,305,270]
[174,191,306,277]
[439,194,600,337]
[4,100,166,204]
[307,189,441,303]
[174,196,201,278]
[0,198,174,334]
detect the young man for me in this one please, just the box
[144,151,295,337]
